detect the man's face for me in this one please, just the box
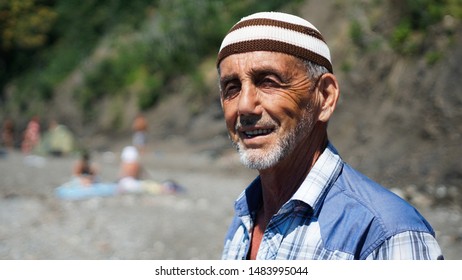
[219,51,320,170]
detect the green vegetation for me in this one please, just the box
[1,0,300,121]
[389,0,462,55]
[346,0,461,71]
[349,20,365,49]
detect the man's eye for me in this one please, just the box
[222,84,240,99]
[258,77,281,88]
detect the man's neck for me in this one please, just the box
[257,128,328,224]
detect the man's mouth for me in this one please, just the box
[242,128,273,138]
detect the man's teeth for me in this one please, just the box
[245,129,271,136]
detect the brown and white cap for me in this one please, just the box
[217,12,333,73]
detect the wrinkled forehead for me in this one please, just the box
[218,51,302,77]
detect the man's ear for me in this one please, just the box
[317,73,340,122]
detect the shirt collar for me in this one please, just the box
[234,142,343,217]
[290,142,343,215]
[234,176,262,218]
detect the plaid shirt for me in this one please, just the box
[222,143,443,260]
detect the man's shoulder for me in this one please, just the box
[326,163,433,229]
[317,162,434,257]
[331,164,423,217]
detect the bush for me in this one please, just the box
[388,0,461,55]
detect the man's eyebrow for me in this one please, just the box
[219,74,239,85]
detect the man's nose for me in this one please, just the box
[237,83,261,116]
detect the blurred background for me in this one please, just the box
[0,0,461,259]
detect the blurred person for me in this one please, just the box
[44,119,75,156]
[217,12,443,260]
[2,118,15,149]
[21,116,41,154]
[73,150,98,186]
[132,113,148,154]
[117,145,143,192]
[117,145,185,195]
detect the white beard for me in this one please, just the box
[235,132,290,170]
[233,109,316,170]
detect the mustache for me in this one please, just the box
[235,115,277,130]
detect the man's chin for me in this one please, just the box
[238,147,280,170]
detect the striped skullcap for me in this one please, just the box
[217,12,333,73]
